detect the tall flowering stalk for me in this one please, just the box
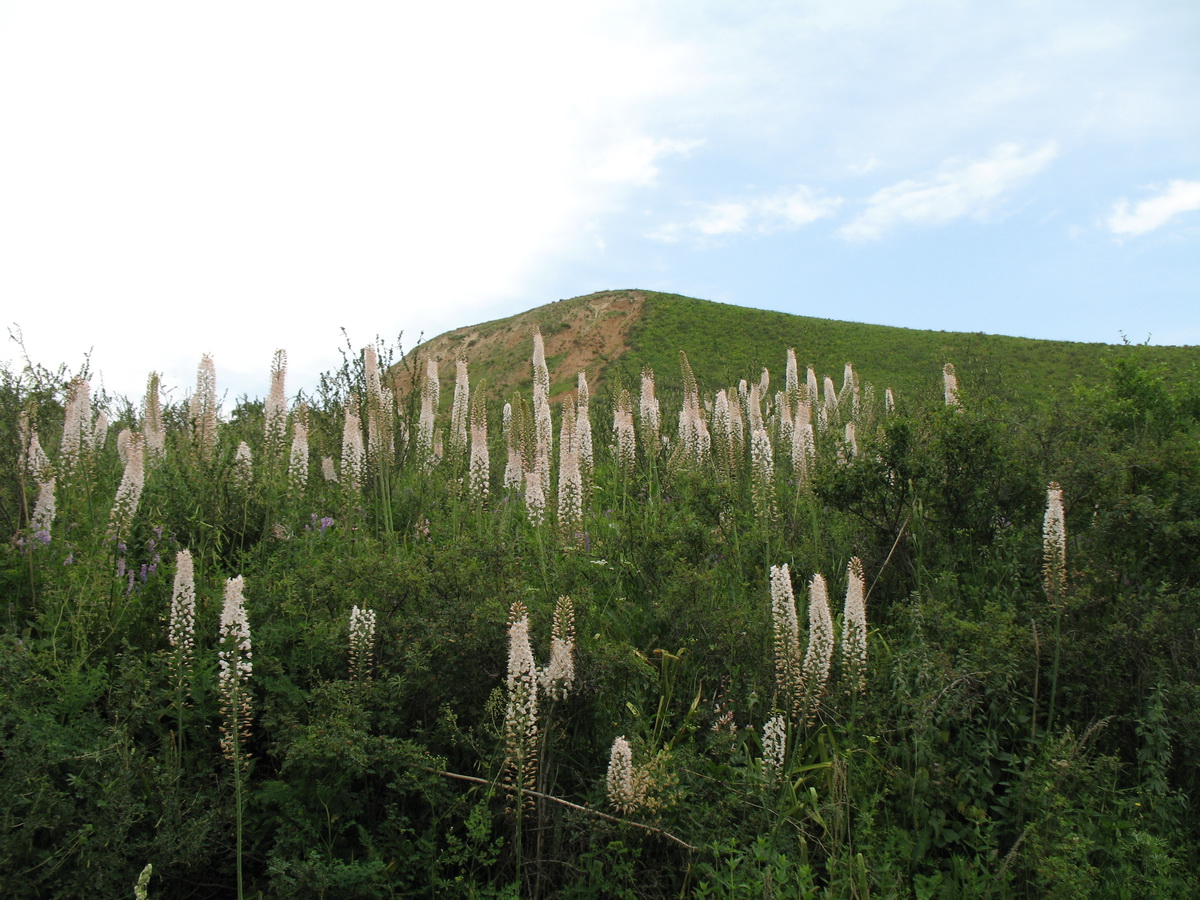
[524,468,547,526]
[348,604,377,682]
[30,478,56,545]
[712,390,738,480]
[218,575,252,900]
[449,357,470,460]
[770,564,802,715]
[791,415,815,482]
[540,595,576,701]
[614,389,636,478]
[576,371,594,491]
[557,400,583,540]
[169,549,197,683]
[503,400,525,492]
[169,549,197,766]
[785,348,800,410]
[288,406,309,494]
[264,349,288,459]
[840,362,859,418]
[190,355,218,461]
[143,373,166,462]
[504,601,539,814]
[417,359,439,471]
[674,351,709,468]
[762,714,787,783]
[1044,481,1068,734]
[1043,482,1067,604]
[606,736,642,814]
[59,377,91,476]
[108,433,145,540]
[341,398,364,493]
[801,574,835,725]
[364,345,394,472]
[232,442,253,491]
[91,411,108,452]
[843,421,858,460]
[639,366,660,451]
[842,557,868,694]
[23,430,50,483]
[467,392,490,504]
[751,426,775,517]
[822,376,839,431]
[943,362,960,407]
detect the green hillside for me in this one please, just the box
[411,289,1200,408]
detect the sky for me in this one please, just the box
[1,0,1197,403]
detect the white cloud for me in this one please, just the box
[651,186,841,242]
[840,142,1059,240]
[1106,180,1200,236]
[0,0,700,399]
[589,137,703,187]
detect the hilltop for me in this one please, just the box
[400,289,1200,406]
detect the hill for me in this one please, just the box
[401,289,1200,406]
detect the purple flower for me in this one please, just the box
[116,558,126,578]
[125,572,135,596]
[63,553,74,565]
[319,516,334,535]
[33,529,51,547]
[139,563,149,583]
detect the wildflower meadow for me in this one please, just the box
[2,327,1199,898]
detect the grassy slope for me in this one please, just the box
[414,289,1200,407]
[616,291,1200,405]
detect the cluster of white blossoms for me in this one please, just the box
[943,362,960,407]
[232,442,254,490]
[468,394,490,504]
[143,373,165,462]
[800,574,835,725]
[613,389,636,477]
[842,557,868,694]
[58,377,91,476]
[349,604,377,682]
[169,549,197,676]
[218,576,253,766]
[504,601,539,810]
[107,433,145,539]
[556,401,583,540]
[606,736,639,814]
[770,562,865,728]
[639,367,660,450]
[762,714,787,783]
[264,349,288,458]
[30,478,56,542]
[540,596,576,701]
[288,409,309,493]
[341,398,364,493]
[449,357,470,460]
[190,355,218,461]
[1043,481,1067,604]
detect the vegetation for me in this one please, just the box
[2,311,1199,898]
[407,289,1200,408]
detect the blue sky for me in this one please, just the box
[1,0,1197,401]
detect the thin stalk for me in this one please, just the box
[1046,609,1062,735]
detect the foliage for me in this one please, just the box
[1,329,1198,898]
